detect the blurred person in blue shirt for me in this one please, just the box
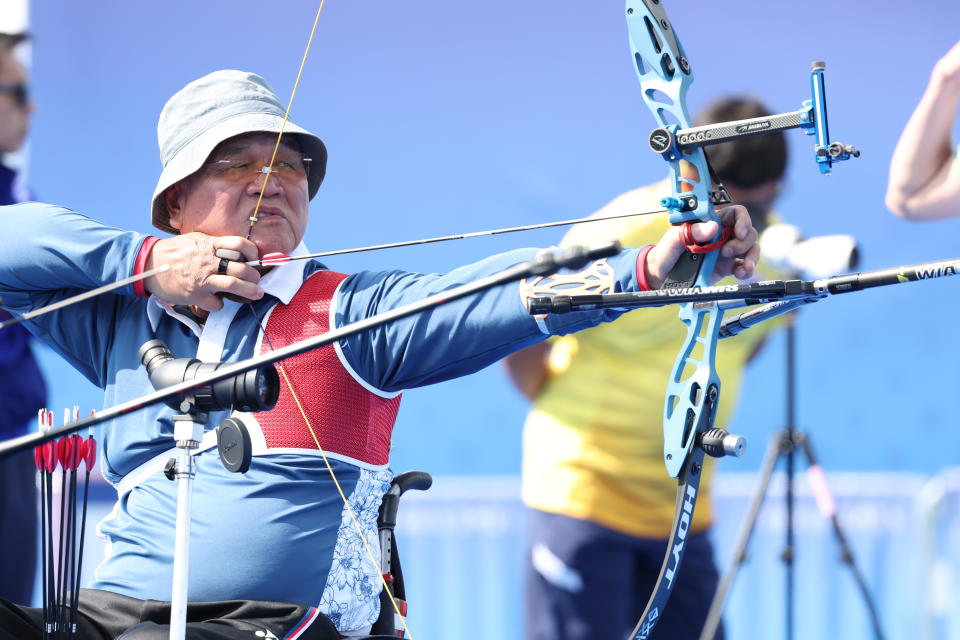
[0,30,46,606]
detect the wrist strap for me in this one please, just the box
[636,244,656,291]
[133,236,159,298]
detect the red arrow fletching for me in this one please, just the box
[70,434,84,470]
[259,252,291,266]
[58,436,73,470]
[83,437,97,470]
[34,409,46,470]
[43,441,56,473]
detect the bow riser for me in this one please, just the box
[626,2,718,229]
[627,0,723,479]
[663,304,723,475]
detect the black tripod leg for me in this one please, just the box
[699,432,784,640]
[783,429,795,640]
[798,434,886,640]
[783,319,797,640]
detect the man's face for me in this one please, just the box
[165,133,311,257]
[0,47,31,154]
[725,180,780,234]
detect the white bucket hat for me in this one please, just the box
[150,70,327,235]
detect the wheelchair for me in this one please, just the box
[366,470,433,638]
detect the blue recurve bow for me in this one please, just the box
[623,2,858,638]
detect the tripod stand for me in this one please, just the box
[699,314,885,640]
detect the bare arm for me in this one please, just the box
[503,341,552,401]
[886,41,960,221]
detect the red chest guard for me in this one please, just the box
[255,270,401,466]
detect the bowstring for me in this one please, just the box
[245,0,326,241]
[247,301,414,638]
[242,1,415,634]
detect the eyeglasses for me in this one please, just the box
[203,151,312,184]
[0,83,28,107]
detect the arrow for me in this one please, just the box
[245,207,669,266]
[0,265,170,331]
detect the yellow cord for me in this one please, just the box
[246,0,327,240]
[246,2,415,634]
[274,361,414,638]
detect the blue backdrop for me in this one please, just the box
[27,0,960,478]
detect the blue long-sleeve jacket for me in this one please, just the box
[0,314,46,436]
[0,165,45,436]
[0,203,643,632]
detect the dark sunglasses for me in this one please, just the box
[0,83,28,106]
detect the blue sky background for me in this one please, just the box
[25,0,960,478]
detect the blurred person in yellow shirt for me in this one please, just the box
[505,97,788,640]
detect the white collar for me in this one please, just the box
[147,240,311,334]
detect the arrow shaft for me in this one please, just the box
[249,207,667,266]
[0,265,170,331]
[0,248,578,459]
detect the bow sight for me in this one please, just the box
[648,60,860,216]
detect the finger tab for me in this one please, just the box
[215,249,243,261]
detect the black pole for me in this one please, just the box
[782,315,797,640]
[797,435,887,639]
[698,433,783,640]
[700,312,887,640]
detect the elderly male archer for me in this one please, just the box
[0,70,758,640]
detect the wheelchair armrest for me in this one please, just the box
[391,471,433,495]
[378,470,432,530]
